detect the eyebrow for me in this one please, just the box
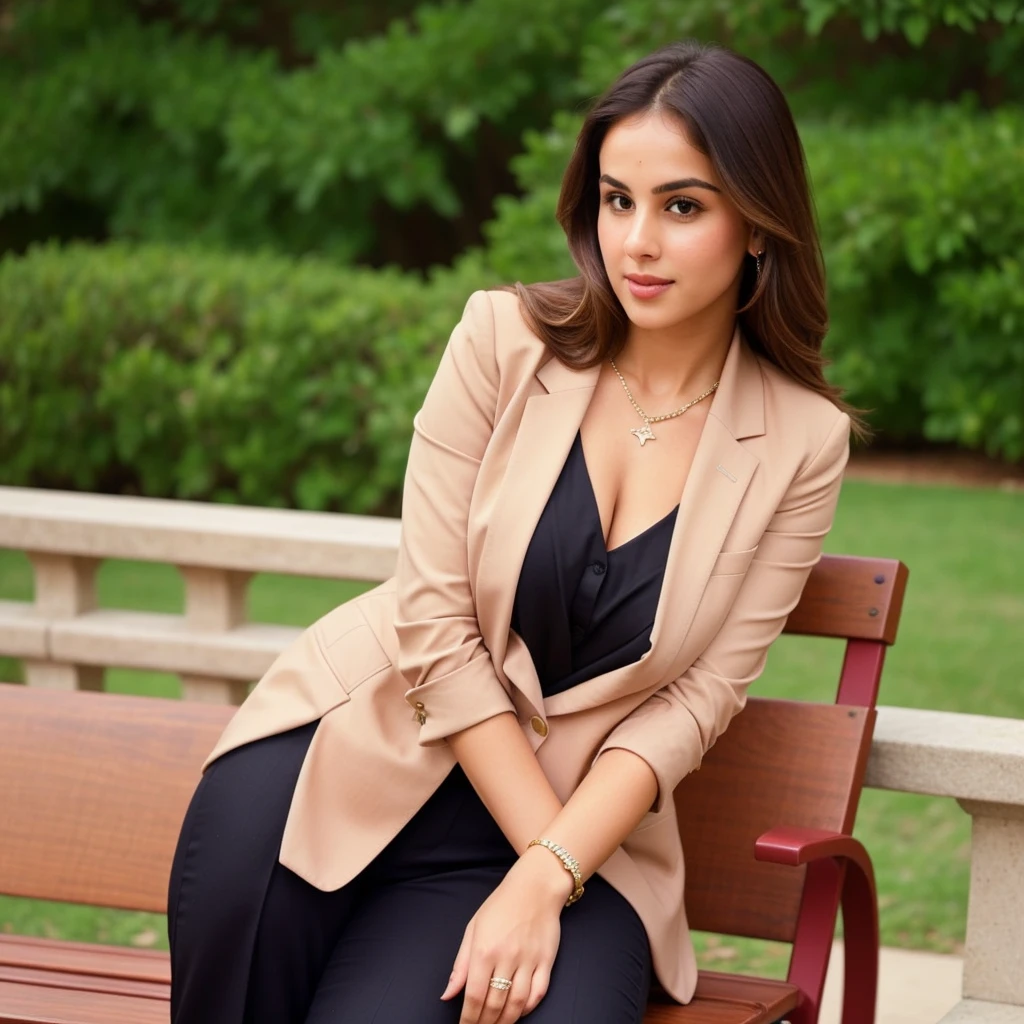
[599,173,721,195]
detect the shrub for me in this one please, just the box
[812,104,1024,456]
[0,243,496,512]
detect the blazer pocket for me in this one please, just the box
[314,603,393,696]
[709,545,758,578]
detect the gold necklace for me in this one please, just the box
[609,359,719,447]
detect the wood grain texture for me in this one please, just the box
[0,966,166,1001]
[643,972,799,1023]
[0,937,169,986]
[0,552,907,1023]
[674,699,874,943]
[0,980,168,1024]
[784,555,908,645]
[0,684,233,911]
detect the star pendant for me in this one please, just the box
[631,424,656,446]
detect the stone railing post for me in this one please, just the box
[866,706,1024,1023]
[24,553,103,691]
[179,566,253,705]
[956,799,1024,1007]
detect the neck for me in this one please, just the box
[616,307,736,401]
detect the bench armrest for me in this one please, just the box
[755,826,879,1024]
[754,825,871,873]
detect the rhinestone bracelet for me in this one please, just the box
[528,838,585,906]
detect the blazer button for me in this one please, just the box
[530,716,549,737]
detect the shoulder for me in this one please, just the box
[453,287,550,383]
[480,287,548,358]
[754,353,850,472]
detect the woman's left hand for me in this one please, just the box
[440,848,574,1024]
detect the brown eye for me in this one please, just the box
[603,193,633,212]
[668,197,700,216]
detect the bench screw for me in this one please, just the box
[868,607,879,617]
[874,574,886,584]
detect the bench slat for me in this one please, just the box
[0,685,232,911]
[0,937,169,986]
[677,699,874,943]
[0,980,167,1024]
[644,972,799,1023]
[784,555,907,644]
[0,966,166,1001]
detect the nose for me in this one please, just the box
[623,206,660,262]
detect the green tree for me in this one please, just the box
[2,0,1022,503]
[3,0,1021,264]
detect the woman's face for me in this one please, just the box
[596,110,756,337]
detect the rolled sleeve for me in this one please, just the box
[395,290,517,744]
[594,410,852,810]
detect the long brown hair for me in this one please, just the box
[514,40,864,433]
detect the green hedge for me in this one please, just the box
[2,103,1023,516]
[814,104,1024,455]
[0,244,495,513]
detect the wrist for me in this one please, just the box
[517,845,577,905]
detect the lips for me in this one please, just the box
[626,274,673,285]
[625,274,673,299]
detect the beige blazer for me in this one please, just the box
[207,288,850,1002]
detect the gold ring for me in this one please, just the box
[489,976,512,991]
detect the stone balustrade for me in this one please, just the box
[865,709,1024,1022]
[1,484,1022,1021]
[0,485,399,703]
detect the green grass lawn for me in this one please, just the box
[1,479,1021,974]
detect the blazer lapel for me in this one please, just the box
[645,417,758,669]
[544,330,766,717]
[474,356,600,720]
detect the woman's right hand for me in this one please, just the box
[440,848,573,1024]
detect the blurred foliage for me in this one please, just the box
[2,0,1022,263]
[0,0,601,264]
[480,102,1024,458]
[1,0,1023,499]
[816,104,1024,456]
[798,0,1023,39]
[0,242,499,511]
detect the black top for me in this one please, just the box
[510,432,678,697]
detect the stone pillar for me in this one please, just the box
[24,553,103,691]
[957,799,1024,1005]
[179,566,252,705]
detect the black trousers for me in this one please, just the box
[168,723,652,1023]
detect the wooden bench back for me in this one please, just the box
[0,554,906,919]
[783,554,906,647]
[676,699,872,942]
[675,553,908,943]
[0,685,232,912]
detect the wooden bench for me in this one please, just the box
[0,553,907,1024]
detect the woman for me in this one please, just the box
[168,39,859,1024]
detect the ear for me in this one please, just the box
[747,228,764,259]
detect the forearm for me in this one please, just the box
[452,722,657,908]
[447,712,564,855]
[530,748,658,882]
